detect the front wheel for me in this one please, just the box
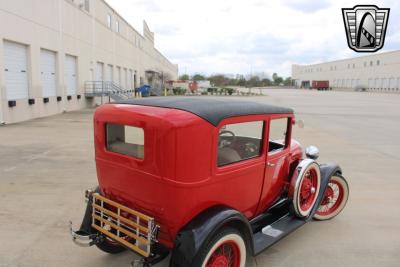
[193,228,247,267]
[290,160,321,218]
[313,174,349,220]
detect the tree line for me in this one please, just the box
[177,73,292,87]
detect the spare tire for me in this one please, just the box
[289,159,321,218]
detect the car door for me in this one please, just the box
[256,116,291,214]
[213,117,267,218]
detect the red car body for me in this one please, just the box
[94,104,301,248]
[71,97,349,267]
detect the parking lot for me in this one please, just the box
[1,89,399,267]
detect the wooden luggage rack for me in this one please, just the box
[91,193,157,257]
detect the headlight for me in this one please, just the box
[305,145,319,160]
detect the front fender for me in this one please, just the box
[170,206,253,267]
[308,163,342,220]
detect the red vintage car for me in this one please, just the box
[71,98,349,267]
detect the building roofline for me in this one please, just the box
[293,49,400,67]
[101,0,144,38]
[101,0,176,68]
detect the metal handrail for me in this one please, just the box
[84,81,134,100]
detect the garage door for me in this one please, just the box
[134,72,137,88]
[128,69,133,89]
[65,55,77,95]
[389,78,396,89]
[106,64,113,81]
[41,49,57,97]
[374,78,380,89]
[96,62,104,81]
[368,79,374,89]
[123,68,127,89]
[3,41,29,100]
[116,66,121,85]
[351,79,356,88]
[381,78,387,89]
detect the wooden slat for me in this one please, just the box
[92,203,149,233]
[93,193,152,221]
[92,224,150,257]
[93,214,149,245]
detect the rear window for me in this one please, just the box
[106,124,144,159]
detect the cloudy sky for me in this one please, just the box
[106,0,399,77]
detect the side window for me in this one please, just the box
[218,121,264,166]
[106,124,144,159]
[268,118,289,153]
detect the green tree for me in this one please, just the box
[179,74,189,80]
[237,77,246,86]
[283,77,292,86]
[272,73,283,86]
[192,74,206,81]
[247,76,261,87]
[261,78,272,86]
[209,75,228,86]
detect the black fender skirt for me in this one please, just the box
[170,206,253,267]
[308,163,342,219]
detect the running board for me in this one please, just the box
[253,214,306,255]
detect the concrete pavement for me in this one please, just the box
[0,89,399,266]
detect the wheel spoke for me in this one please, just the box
[205,240,240,267]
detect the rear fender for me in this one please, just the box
[308,163,342,220]
[170,206,253,267]
[78,187,99,234]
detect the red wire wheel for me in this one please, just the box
[205,240,240,267]
[314,175,349,220]
[199,228,246,267]
[290,160,321,218]
[299,167,319,211]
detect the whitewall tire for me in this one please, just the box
[196,228,246,267]
[313,175,349,220]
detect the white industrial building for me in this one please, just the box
[292,50,400,91]
[0,0,178,124]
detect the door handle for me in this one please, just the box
[267,162,275,167]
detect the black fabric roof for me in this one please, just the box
[115,97,293,126]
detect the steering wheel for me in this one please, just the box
[219,130,236,148]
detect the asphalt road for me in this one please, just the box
[1,89,399,267]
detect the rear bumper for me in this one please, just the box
[70,222,103,247]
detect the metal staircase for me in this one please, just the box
[84,81,134,101]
